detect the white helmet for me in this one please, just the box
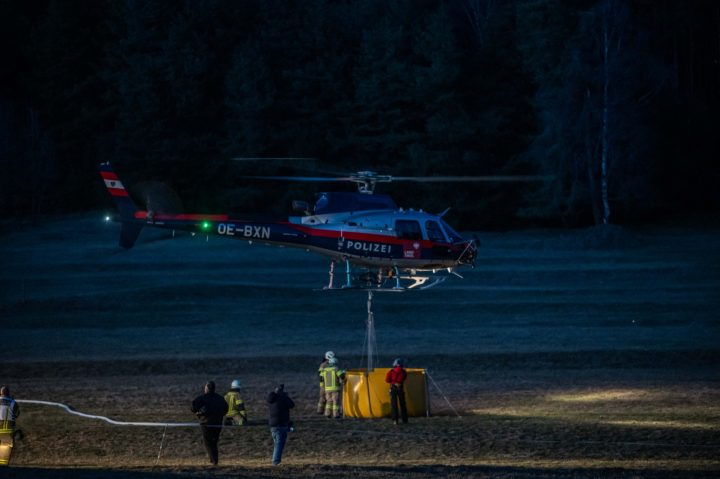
[325,351,335,360]
[392,358,404,367]
[231,379,242,389]
[328,357,338,366]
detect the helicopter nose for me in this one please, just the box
[457,240,477,265]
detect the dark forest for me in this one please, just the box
[1,0,718,229]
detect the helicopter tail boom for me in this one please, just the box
[100,162,144,249]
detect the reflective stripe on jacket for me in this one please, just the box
[321,365,344,392]
[224,391,247,419]
[318,360,329,387]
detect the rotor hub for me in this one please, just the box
[349,171,393,194]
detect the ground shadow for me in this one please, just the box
[3,465,720,479]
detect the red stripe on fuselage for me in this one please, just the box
[284,222,433,248]
[101,171,119,181]
[134,212,229,221]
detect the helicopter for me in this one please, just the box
[100,162,544,290]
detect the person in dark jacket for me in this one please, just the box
[191,381,229,466]
[385,358,408,424]
[267,384,295,466]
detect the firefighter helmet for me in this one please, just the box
[325,351,335,360]
[231,379,242,389]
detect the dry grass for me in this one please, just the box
[2,353,719,478]
[1,218,719,477]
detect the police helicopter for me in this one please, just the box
[100,162,545,290]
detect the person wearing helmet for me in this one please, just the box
[224,379,248,426]
[385,358,408,424]
[316,351,335,414]
[319,356,345,418]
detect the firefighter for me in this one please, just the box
[385,358,408,424]
[320,357,345,418]
[0,386,19,467]
[224,379,248,426]
[317,351,334,414]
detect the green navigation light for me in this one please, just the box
[201,221,211,231]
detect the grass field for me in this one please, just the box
[1,215,719,478]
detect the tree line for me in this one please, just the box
[1,0,717,228]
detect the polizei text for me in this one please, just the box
[345,240,390,254]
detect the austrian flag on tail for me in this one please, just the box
[101,171,128,197]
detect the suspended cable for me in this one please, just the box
[155,424,168,465]
[425,371,461,418]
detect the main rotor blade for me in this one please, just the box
[391,175,554,182]
[241,173,554,183]
[243,175,353,182]
[231,157,318,161]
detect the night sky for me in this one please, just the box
[1,0,718,229]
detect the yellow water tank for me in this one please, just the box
[343,368,429,419]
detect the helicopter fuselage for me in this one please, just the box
[131,207,474,271]
[101,163,477,288]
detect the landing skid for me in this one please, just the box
[318,259,448,292]
[401,275,447,290]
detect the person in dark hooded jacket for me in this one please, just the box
[267,384,295,465]
[191,381,228,466]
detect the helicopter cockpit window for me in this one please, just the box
[425,220,448,243]
[314,193,329,214]
[395,220,422,240]
[440,219,464,243]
